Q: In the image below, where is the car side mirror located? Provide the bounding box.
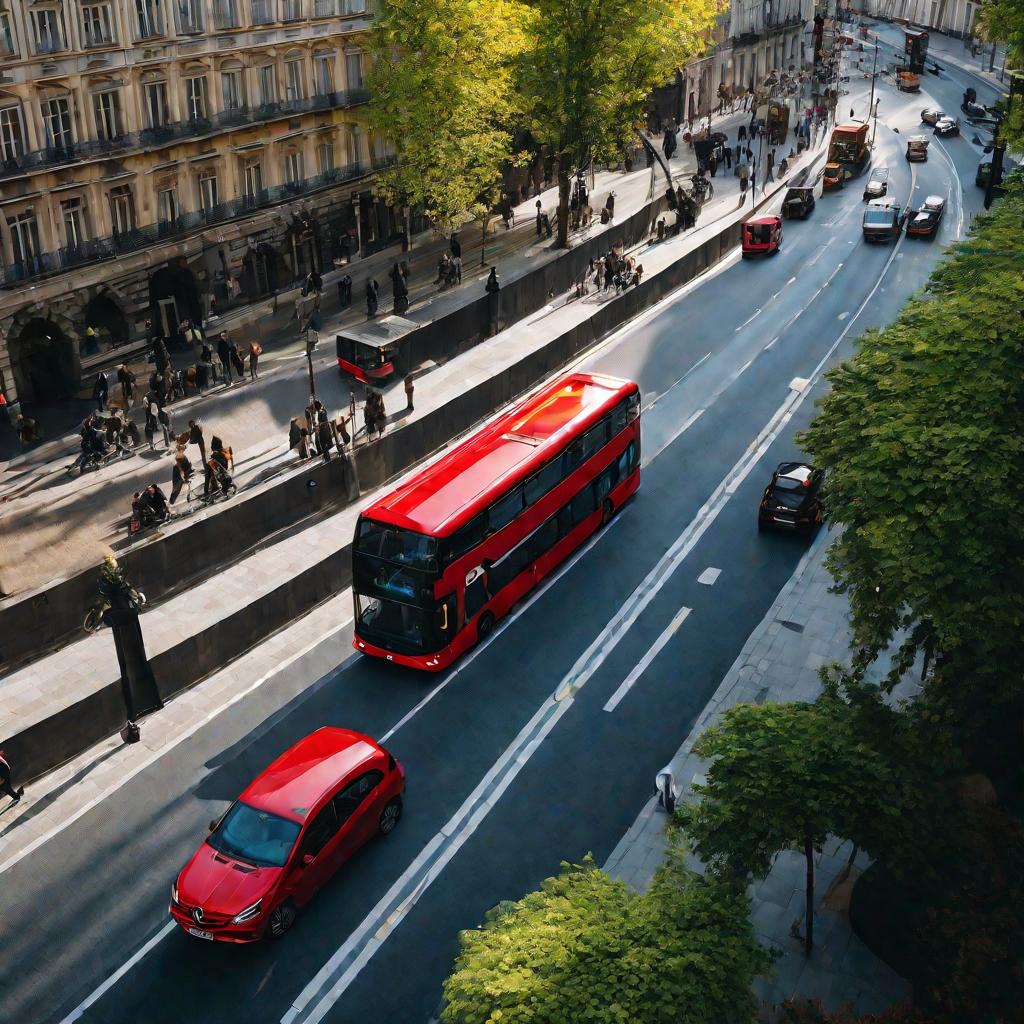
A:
[208,820,218,833]
[302,853,315,867]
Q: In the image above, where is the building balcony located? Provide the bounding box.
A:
[0,90,371,180]
[0,158,392,288]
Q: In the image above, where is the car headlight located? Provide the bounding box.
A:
[232,899,263,924]
[171,883,179,905]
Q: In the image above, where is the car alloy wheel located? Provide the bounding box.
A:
[269,900,296,939]
[379,797,402,836]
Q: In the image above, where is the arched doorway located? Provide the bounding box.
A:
[241,241,287,298]
[10,318,79,402]
[149,259,202,339]
[82,291,129,354]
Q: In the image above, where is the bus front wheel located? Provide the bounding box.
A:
[477,612,495,643]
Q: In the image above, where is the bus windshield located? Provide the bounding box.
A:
[354,593,436,652]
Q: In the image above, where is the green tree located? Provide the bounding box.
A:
[441,852,770,1024]
[518,0,719,247]
[676,697,895,957]
[976,2,1024,150]
[798,178,1024,751]
[365,0,530,234]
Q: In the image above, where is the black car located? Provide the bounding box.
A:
[782,186,816,219]
[758,462,825,532]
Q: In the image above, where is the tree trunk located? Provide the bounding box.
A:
[804,832,815,957]
[556,152,571,248]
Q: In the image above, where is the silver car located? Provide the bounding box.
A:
[920,108,945,125]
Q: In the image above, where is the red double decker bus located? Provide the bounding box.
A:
[352,372,641,670]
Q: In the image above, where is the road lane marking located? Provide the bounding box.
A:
[642,352,711,413]
[0,614,354,878]
[765,336,779,350]
[736,308,762,331]
[603,607,692,713]
[59,922,176,1023]
[697,567,721,585]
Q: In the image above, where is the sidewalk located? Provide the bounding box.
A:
[0,119,830,812]
[0,105,779,597]
[603,529,913,1018]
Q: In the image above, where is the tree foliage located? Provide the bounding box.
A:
[518,0,721,246]
[441,852,770,1024]
[365,0,531,231]
[798,177,1024,748]
[976,1,1024,151]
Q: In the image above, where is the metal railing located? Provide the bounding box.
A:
[0,90,369,179]
[0,158,395,288]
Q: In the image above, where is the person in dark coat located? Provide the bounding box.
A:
[391,262,409,315]
[93,372,108,411]
[169,449,193,504]
[231,342,245,379]
[117,364,136,408]
[366,278,379,318]
[485,267,501,335]
[337,274,353,308]
[216,332,234,384]
[449,235,462,260]
[723,143,732,170]
[0,749,24,803]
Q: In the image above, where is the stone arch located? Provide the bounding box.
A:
[149,259,202,339]
[82,289,129,352]
[8,310,81,403]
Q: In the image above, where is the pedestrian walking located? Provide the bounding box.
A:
[0,748,24,804]
[541,212,552,238]
[217,332,234,385]
[708,152,718,178]
[144,395,160,451]
[485,267,501,335]
[765,148,775,184]
[404,372,415,412]
[449,234,462,260]
[333,413,351,453]
[603,254,615,291]
[289,417,311,460]
[724,143,732,170]
[158,404,173,450]
[187,418,207,467]
[93,371,109,411]
[366,278,379,318]
[16,413,41,448]
[117,364,136,408]
[245,340,260,380]
[535,199,543,237]
[606,191,616,221]
[169,449,193,504]
[337,274,353,308]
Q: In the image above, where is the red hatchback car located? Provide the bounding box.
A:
[170,728,405,942]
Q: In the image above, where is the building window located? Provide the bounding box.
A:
[81,3,115,46]
[0,10,17,55]
[342,0,364,12]
[347,123,361,165]
[43,96,74,151]
[0,104,25,162]
[198,170,218,211]
[221,69,244,110]
[60,197,88,249]
[93,89,123,140]
[109,185,135,235]
[281,0,301,20]
[313,0,333,15]
[157,186,178,224]
[135,0,162,37]
[213,0,239,29]
[314,54,334,95]
[185,75,207,119]
[144,81,168,128]
[345,51,363,90]
[250,0,273,24]
[285,59,304,102]
[316,139,334,173]
[7,210,42,270]
[284,150,303,183]
[243,159,262,198]
[31,8,65,53]
[174,0,201,32]
[257,64,276,105]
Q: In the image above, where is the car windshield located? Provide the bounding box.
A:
[356,519,437,571]
[208,802,300,868]
[864,209,894,225]
[774,475,808,491]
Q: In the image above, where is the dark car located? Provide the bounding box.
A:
[906,195,945,238]
[782,186,816,219]
[758,462,824,533]
[961,100,1002,125]
[934,117,960,137]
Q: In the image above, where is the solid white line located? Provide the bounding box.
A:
[643,351,711,413]
[765,336,779,350]
[59,922,176,1023]
[736,308,762,331]
[738,358,754,376]
[603,607,691,712]
[0,615,354,878]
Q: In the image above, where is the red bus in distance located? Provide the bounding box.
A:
[352,372,641,670]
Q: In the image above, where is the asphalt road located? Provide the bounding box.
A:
[0,40,994,1024]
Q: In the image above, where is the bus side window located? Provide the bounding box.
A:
[525,460,561,505]
[581,420,608,459]
[557,503,574,539]
[626,392,640,422]
[571,487,593,524]
[528,517,559,563]
[611,401,627,435]
[465,574,489,620]
[450,513,488,561]
[563,438,585,475]
[594,466,615,505]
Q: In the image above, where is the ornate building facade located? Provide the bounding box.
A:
[0,0,397,409]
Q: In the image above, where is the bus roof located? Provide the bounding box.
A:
[361,372,637,537]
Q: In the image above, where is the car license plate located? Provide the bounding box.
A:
[188,927,214,941]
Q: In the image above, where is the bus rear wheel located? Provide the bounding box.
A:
[477,612,495,643]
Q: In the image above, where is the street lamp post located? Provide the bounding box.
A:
[871,97,880,150]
